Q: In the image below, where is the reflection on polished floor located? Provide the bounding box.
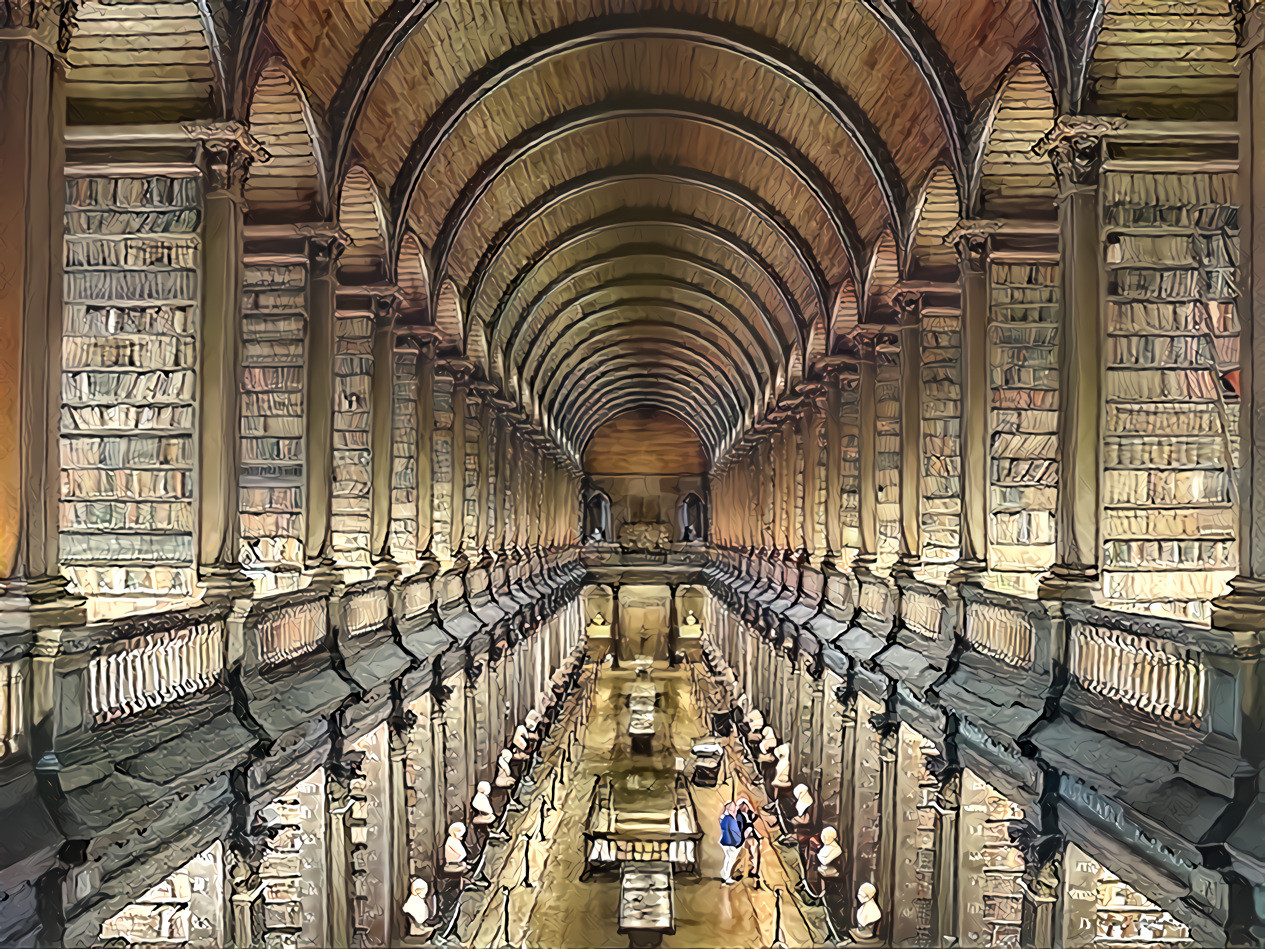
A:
[460,662,828,949]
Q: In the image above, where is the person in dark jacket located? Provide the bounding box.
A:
[719,801,742,883]
[735,798,763,888]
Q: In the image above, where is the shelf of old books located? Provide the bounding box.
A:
[239,258,308,584]
[920,305,962,577]
[911,731,941,945]
[962,769,1026,948]
[840,382,861,565]
[97,845,223,947]
[1101,170,1239,624]
[332,308,375,566]
[875,356,901,572]
[390,340,420,560]
[61,171,202,597]
[1093,869,1192,947]
[987,259,1061,594]
[260,769,327,949]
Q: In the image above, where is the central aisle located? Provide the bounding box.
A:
[464,662,830,948]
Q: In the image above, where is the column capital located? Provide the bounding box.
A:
[894,289,921,325]
[183,120,270,194]
[1036,115,1124,192]
[947,220,1002,272]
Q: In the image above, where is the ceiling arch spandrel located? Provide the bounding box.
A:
[468,176,829,334]
[482,224,802,360]
[268,0,390,112]
[912,0,1046,106]
[427,116,834,315]
[393,40,885,249]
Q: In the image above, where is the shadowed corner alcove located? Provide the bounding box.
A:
[581,409,708,546]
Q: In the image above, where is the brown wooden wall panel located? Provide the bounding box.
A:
[583,410,707,475]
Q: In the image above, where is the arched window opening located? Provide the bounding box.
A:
[680,493,706,543]
[582,490,612,543]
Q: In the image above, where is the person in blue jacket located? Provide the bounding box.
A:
[719,800,742,884]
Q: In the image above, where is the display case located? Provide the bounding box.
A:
[840,382,861,562]
[1100,170,1239,624]
[390,340,419,560]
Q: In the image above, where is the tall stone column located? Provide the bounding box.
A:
[305,232,344,571]
[191,125,265,597]
[1038,117,1117,601]
[895,292,923,575]
[951,225,995,579]
[856,351,879,569]
[326,761,355,949]
[370,293,400,565]
[610,582,622,670]
[386,722,410,945]
[1218,4,1265,631]
[667,583,680,667]
[0,29,82,632]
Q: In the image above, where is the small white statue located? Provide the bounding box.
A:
[525,709,542,734]
[794,784,813,818]
[495,748,515,787]
[773,743,791,787]
[471,781,495,824]
[759,726,778,761]
[818,826,842,871]
[851,882,882,941]
[747,709,765,733]
[512,723,531,755]
[683,610,699,626]
[402,878,433,933]
[443,822,469,869]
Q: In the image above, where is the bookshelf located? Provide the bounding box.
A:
[98,845,222,948]
[1101,171,1239,624]
[332,309,375,566]
[61,171,201,597]
[391,341,419,561]
[987,260,1060,585]
[913,738,940,945]
[876,359,901,571]
[239,259,307,580]
[841,384,861,560]
[921,307,962,575]
[261,772,326,949]
[1094,869,1191,947]
[980,786,1025,948]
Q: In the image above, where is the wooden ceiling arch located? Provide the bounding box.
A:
[468,173,823,339]
[482,220,803,365]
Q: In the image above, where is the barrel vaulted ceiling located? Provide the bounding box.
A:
[49,0,1244,467]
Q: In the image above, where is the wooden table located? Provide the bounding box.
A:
[618,861,675,948]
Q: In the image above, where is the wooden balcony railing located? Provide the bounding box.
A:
[1069,621,1205,726]
[901,590,945,640]
[256,597,327,666]
[87,619,225,725]
[964,603,1034,669]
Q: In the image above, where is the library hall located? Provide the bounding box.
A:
[3,1,1265,947]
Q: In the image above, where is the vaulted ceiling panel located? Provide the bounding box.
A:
[913,0,1045,106]
[256,0,1058,463]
